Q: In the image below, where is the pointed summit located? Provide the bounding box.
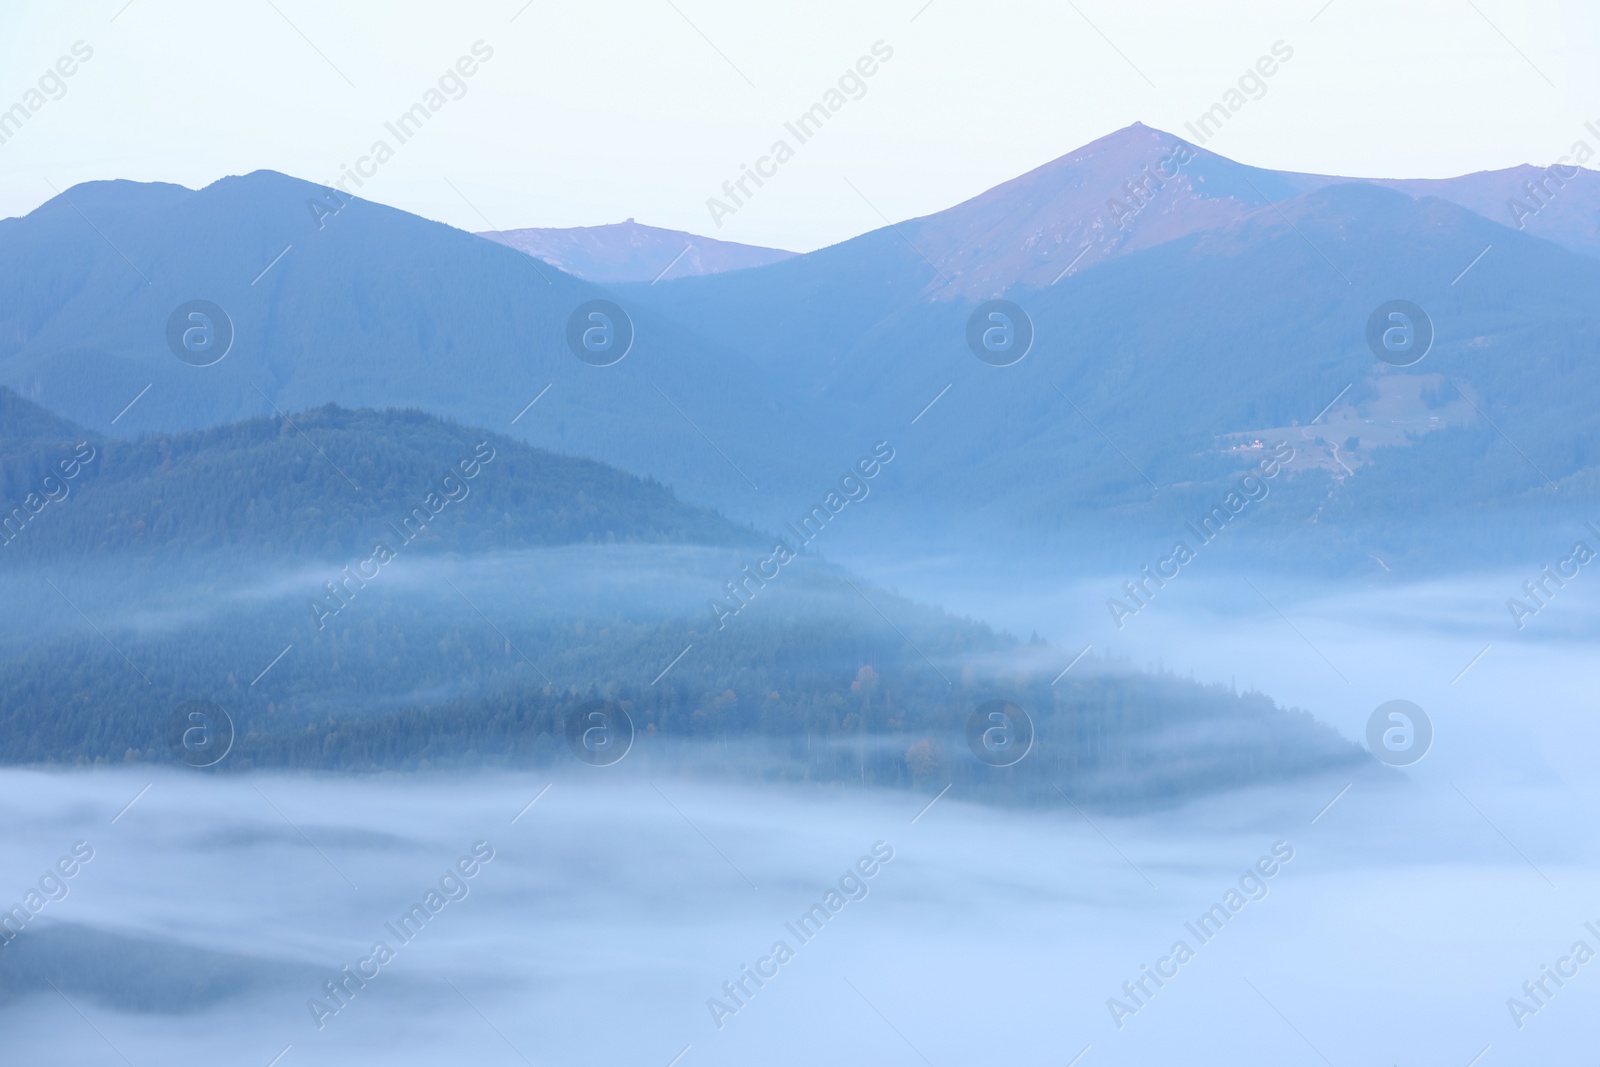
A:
[893,122,1320,297]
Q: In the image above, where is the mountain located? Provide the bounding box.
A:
[0,535,1369,805]
[616,124,1325,388]
[860,121,1321,298]
[0,391,755,560]
[0,394,1367,803]
[1368,165,1600,260]
[476,219,795,283]
[6,135,1600,569]
[0,174,1388,803]
[622,123,1600,327]
[618,129,1600,566]
[0,562,1372,804]
[0,171,832,524]
[0,386,97,442]
[853,122,1600,296]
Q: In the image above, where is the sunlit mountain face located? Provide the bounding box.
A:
[2,9,1597,1060]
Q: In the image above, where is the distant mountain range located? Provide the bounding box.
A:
[482,123,1600,292]
[883,122,1600,294]
[476,219,795,283]
[623,124,1600,565]
[4,127,1599,569]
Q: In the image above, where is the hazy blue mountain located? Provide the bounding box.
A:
[0,171,834,524]
[625,137,1600,568]
[0,170,1388,805]
[1346,166,1600,260]
[0,538,1369,805]
[0,387,96,442]
[0,391,756,561]
[6,137,1600,569]
[477,218,795,283]
[0,398,1368,806]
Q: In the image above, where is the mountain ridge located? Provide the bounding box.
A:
[0,390,757,560]
[0,169,832,524]
[6,134,1600,564]
[476,219,796,283]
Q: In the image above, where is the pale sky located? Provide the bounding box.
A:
[1,0,1597,252]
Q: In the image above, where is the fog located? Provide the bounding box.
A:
[5,545,1598,1061]
[2,757,1595,1065]
[831,544,1600,784]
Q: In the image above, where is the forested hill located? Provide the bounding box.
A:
[0,388,96,442]
[0,391,756,559]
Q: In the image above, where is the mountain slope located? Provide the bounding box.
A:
[628,167,1600,566]
[618,123,1322,384]
[1369,165,1600,259]
[883,122,1600,293]
[7,138,1600,565]
[0,536,1369,806]
[630,123,1600,363]
[0,171,833,523]
[0,385,97,443]
[0,392,756,560]
[477,219,795,282]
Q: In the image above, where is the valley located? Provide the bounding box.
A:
[2,65,1597,1061]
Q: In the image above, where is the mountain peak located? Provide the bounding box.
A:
[895,122,1304,297]
[477,220,795,283]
